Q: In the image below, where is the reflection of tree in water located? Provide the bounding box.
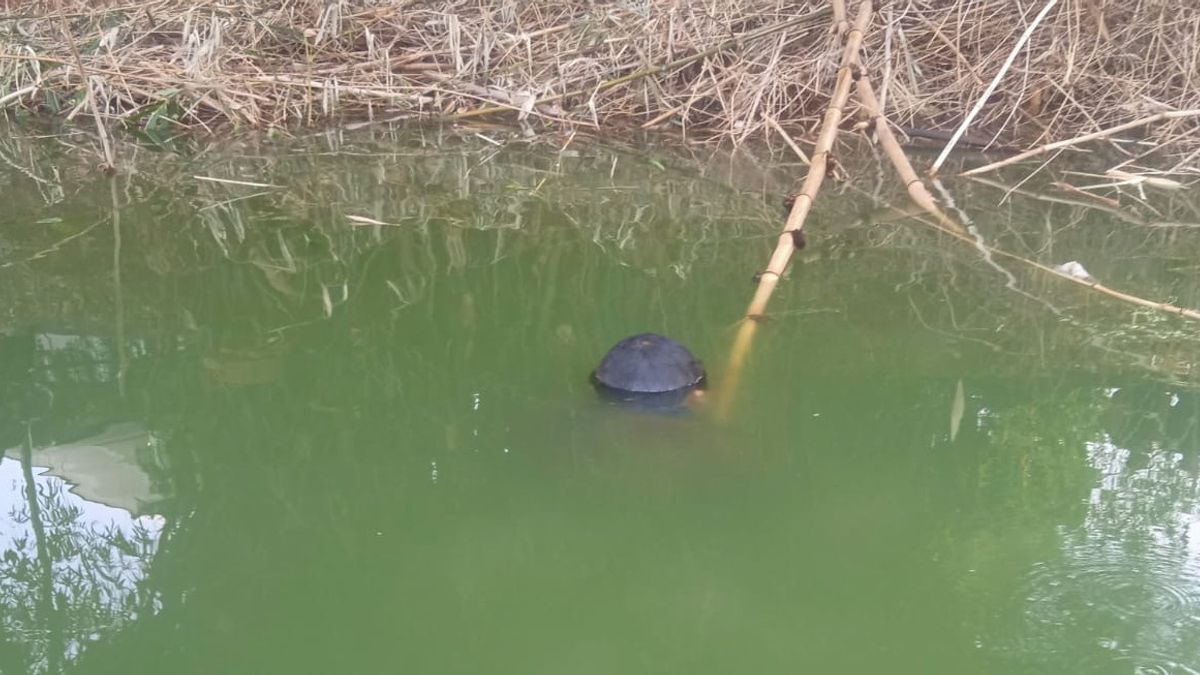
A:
[0,327,167,675]
[1086,387,1199,554]
[0,460,163,675]
[987,386,1200,673]
[928,378,1200,672]
[1,127,1199,672]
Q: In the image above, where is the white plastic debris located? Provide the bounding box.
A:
[1054,261,1097,284]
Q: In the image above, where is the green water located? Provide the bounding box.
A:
[1,125,1199,674]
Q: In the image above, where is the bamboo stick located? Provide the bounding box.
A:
[852,70,1200,321]
[855,74,965,234]
[960,109,1200,176]
[766,116,811,165]
[929,0,1060,175]
[831,0,849,36]
[717,0,873,421]
[953,218,1200,319]
[858,186,1200,321]
[967,176,1200,228]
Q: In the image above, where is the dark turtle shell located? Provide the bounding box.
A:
[592,333,706,394]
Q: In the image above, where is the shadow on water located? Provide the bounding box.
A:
[0,124,1198,673]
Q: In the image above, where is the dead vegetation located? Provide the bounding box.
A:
[0,0,1198,172]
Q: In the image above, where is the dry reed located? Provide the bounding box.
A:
[717,0,872,421]
[0,1,1197,171]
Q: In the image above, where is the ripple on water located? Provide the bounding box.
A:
[1117,652,1200,675]
[1015,537,1200,673]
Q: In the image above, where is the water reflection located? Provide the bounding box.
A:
[0,322,167,674]
[0,455,163,673]
[1014,448,1200,672]
[0,125,1197,672]
[5,423,167,515]
[973,386,1200,674]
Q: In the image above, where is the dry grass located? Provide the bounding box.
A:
[0,0,1199,170]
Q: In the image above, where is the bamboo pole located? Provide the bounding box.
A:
[851,54,1200,321]
[717,0,873,421]
[830,0,849,35]
[960,109,1200,177]
[717,0,1198,424]
[855,74,965,234]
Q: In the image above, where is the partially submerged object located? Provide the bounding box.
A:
[592,333,706,410]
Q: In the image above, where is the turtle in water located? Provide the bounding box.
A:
[591,333,707,412]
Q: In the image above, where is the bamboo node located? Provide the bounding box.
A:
[790,192,815,208]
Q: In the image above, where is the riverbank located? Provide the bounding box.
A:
[1,1,1198,169]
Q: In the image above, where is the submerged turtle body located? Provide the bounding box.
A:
[593,333,706,400]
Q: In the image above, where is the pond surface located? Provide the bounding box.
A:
[1,124,1199,674]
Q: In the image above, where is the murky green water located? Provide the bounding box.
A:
[1,125,1199,674]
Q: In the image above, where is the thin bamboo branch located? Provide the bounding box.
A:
[718,0,873,421]
[861,185,1200,321]
[766,116,810,165]
[929,0,1060,175]
[856,73,965,234]
[748,4,872,317]
[967,176,1153,226]
[960,109,1200,176]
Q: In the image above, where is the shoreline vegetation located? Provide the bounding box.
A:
[0,0,1197,172]
[1,0,1199,363]
[714,0,1198,414]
